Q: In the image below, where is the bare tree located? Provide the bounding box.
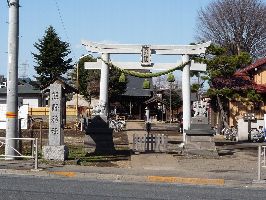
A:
[197,0,266,58]
[153,76,168,90]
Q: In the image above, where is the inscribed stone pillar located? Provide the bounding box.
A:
[43,82,68,161]
[49,83,63,145]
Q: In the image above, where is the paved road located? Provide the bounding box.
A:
[0,175,265,200]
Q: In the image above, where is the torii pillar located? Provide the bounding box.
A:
[182,55,190,142]
[99,53,110,116]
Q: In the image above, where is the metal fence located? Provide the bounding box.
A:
[0,137,38,170]
[133,134,168,153]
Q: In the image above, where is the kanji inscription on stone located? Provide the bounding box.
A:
[49,83,63,145]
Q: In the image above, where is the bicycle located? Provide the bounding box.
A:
[109,119,126,132]
[249,128,265,143]
[221,126,238,141]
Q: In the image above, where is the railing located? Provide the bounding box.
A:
[133,134,168,153]
[257,145,266,181]
[0,137,38,170]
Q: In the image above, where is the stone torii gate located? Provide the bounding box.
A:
[82,40,211,142]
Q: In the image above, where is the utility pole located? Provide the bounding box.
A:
[5,0,19,159]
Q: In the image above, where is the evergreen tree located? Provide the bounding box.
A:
[32,26,73,86]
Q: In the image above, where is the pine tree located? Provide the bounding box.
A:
[32,26,73,86]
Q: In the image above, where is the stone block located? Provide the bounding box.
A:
[43,145,68,161]
[191,116,208,124]
[184,125,218,158]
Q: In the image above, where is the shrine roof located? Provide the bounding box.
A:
[144,96,168,106]
[122,76,152,97]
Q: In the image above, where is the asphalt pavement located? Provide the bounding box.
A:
[0,174,266,200]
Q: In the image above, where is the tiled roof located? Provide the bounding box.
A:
[235,57,266,76]
[123,75,152,97]
[0,82,42,94]
[144,96,168,106]
[215,57,266,94]
[254,84,266,93]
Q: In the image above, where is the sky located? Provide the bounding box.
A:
[0,0,214,79]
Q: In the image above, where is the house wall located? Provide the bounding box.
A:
[228,65,266,127]
[0,94,44,108]
[229,100,266,127]
[23,97,42,108]
[254,66,266,84]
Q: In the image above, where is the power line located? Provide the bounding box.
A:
[19,61,29,79]
[53,0,76,61]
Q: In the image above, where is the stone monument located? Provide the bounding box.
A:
[191,100,208,124]
[43,82,68,161]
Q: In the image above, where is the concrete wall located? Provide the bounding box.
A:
[237,118,265,141]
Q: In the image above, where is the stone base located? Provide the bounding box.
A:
[84,115,115,154]
[84,129,115,154]
[43,145,68,161]
[185,135,218,158]
[191,116,209,124]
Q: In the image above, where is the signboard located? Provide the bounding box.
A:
[0,104,28,129]
[243,113,256,121]
[141,45,151,66]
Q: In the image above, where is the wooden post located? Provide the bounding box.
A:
[39,120,43,152]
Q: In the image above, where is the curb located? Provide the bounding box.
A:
[147,176,224,186]
[49,171,225,186]
[1,168,262,188]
